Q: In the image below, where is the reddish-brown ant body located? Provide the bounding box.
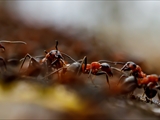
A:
[19,40,70,77]
[113,61,160,101]
[120,74,160,101]
[115,61,146,85]
[121,61,146,78]
[45,56,115,88]
[81,59,113,88]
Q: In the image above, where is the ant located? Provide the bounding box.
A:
[81,58,114,88]
[44,56,117,88]
[137,74,160,100]
[109,61,160,101]
[19,40,71,77]
[121,61,146,78]
[120,74,160,102]
[112,61,146,85]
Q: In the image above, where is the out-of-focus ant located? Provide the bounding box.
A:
[19,40,71,77]
[120,74,160,102]
[44,56,118,88]
[0,40,27,71]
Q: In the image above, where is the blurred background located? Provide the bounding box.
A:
[4,1,160,73]
[0,1,160,119]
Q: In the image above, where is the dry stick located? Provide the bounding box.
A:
[0,40,27,44]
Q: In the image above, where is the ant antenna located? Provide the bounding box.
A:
[98,60,125,65]
[55,40,58,56]
[55,40,58,51]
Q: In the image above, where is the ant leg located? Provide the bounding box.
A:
[117,74,126,85]
[154,85,160,90]
[61,52,76,62]
[89,74,99,88]
[141,89,145,98]
[19,54,32,72]
[95,71,110,88]
[98,60,125,65]
[0,44,5,51]
[51,59,58,66]
[110,67,127,85]
[77,56,87,76]
[88,68,92,78]
[42,67,63,80]
[0,57,6,71]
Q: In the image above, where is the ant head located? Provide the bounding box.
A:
[47,40,64,60]
[121,61,137,71]
[49,50,63,59]
[55,40,58,51]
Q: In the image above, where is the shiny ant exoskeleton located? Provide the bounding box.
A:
[111,61,160,101]
[19,40,71,77]
[120,74,160,102]
[44,56,116,88]
[112,61,146,85]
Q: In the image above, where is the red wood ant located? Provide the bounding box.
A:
[81,58,114,88]
[113,61,146,85]
[111,61,160,101]
[44,56,117,88]
[120,74,160,101]
[121,61,146,78]
[19,40,70,77]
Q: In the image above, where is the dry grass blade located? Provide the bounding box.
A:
[0,40,27,45]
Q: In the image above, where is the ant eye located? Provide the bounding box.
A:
[58,55,63,59]
[49,52,52,56]
[132,64,136,68]
[127,62,130,66]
